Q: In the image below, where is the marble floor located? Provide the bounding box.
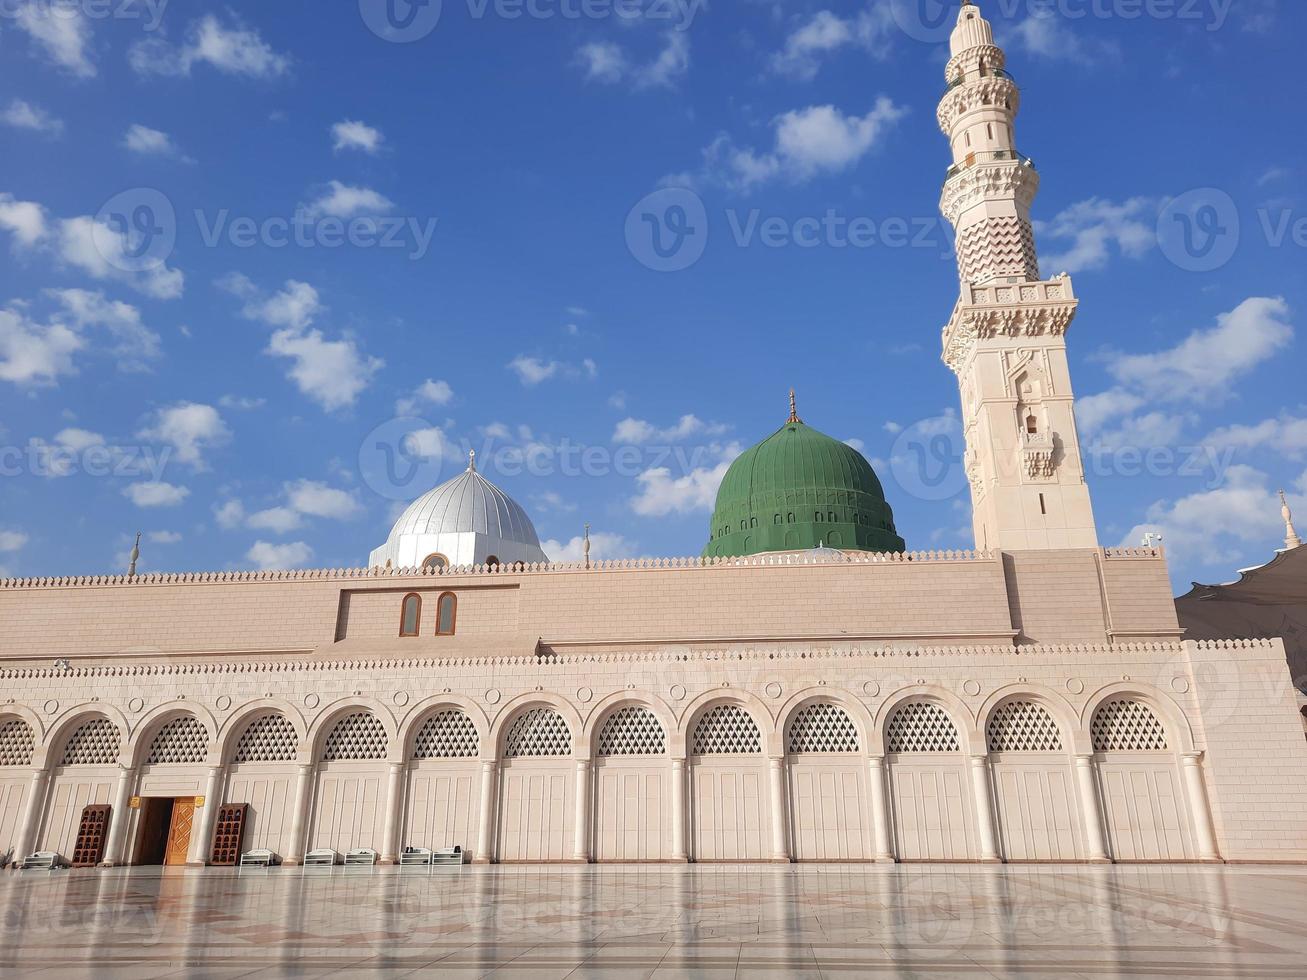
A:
[1,864,1305,978]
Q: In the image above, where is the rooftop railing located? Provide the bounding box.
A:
[946,148,1035,179]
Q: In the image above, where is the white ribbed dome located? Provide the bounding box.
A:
[368,454,551,569]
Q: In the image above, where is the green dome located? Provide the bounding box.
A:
[704,407,905,558]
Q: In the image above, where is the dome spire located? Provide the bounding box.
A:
[468,448,476,472]
[1281,490,1302,549]
[787,388,802,425]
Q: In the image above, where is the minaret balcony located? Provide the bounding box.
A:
[946,149,1034,180]
[943,68,1015,96]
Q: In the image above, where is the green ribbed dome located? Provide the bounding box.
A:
[704,402,905,558]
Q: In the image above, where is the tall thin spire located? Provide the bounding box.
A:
[583,522,591,570]
[128,531,141,577]
[787,388,802,425]
[468,448,476,472]
[1281,490,1301,549]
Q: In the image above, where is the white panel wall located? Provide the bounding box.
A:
[498,763,573,862]
[992,760,1082,861]
[309,764,386,854]
[890,761,975,860]
[38,769,115,856]
[691,762,769,861]
[137,768,204,797]
[0,775,29,860]
[593,763,669,862]
[224,765,298,856]
[405,763,480,853]
[1098,760,1194,861]
[789,761,871,861]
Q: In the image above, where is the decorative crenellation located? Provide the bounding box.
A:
[945,44,1005,83]
[936,75,1021,134]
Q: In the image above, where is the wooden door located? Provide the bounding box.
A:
[71,804,112,868]
[164,798,195,866]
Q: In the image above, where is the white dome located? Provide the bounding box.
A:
[369,455,551,569]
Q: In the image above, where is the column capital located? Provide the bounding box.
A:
[1180,751,1204,764]
[867,755,886,768]
[1073,752,1095,765]
[968,753,990,767]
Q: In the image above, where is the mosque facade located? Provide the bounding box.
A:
[2,3,1306,870]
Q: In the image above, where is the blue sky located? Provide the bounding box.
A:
[0,0,1302,591]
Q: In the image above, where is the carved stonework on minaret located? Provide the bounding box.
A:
[937,2,1098,552]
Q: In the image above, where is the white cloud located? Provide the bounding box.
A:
[0,193,49,247]
[532,490,577,514]
[1204,413,1307,462]
[214,500,246,529]
[630,445,742,517]
[507,356,560,385]
[0,307,82,385]
[1088,412,1192,451]
[53,428,103,452]
[0,530,28,552]
[613,414,728,444]
[332,119,384,154]
[882,421,903,434]
[247,506,302,533]
[242,279,322,331]
[47,288,161,370]
[541,531,637,563]
[396,378,454,415]
[304,181,393,220]
[218,394,265,411]
[770,7,893,80]
[1010,12,1119,64]
[845,438,866,452]
[55,215,185,300]
[13,1,95,77]
[122,124,185,159]
[138,402,230,469]
[1,99,63,134]
[403,427,448,460]
[147,530,182,545]
[673,99,906,192]
[268,327,382,411]
[123,481,191,508]
[1037,197,1156,273]
[246,540,314,570]
[130,14,290,79]
[1074,389,1145,436]
[576,31,689,90]
[285,480,360,519]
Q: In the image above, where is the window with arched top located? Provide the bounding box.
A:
[232,713,299,763]
[321,711,388,762]
[1091,699,1169,752]
[146,715,209,765]
[987,701,1063,753]
[597,706,667,756]
[504,707,572,758]
[436,592,457,635]
[692,704,762,755]
[0,718,35,767]
[422,553,448,572]
[413,709,479,759]
[886,702,960,753]
[400,593,421,637]
[788,702,860,754]
[61,717,121,766]
[1026,414,1038,434]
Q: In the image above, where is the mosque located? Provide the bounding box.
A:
[1,3,1305,870]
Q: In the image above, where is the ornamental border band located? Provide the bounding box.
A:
[2,3,1306,871]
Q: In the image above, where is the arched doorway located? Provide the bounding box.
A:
[497,706,574,862]
[986,699,1081,861]
[222,711,301,857]
[785,701,871,861]
[690,703,770,861]
[405,708,481,854]
[308,711,389,855]
[592,705,670,862]
[885,700,976,861]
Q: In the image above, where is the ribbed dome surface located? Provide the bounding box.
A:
[389,468,543,547]
[704,419,905,558]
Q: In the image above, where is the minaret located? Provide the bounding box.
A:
[937,1,1097,551]
[1281,491,1302,550]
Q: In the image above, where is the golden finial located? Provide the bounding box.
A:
[787,388,802,425]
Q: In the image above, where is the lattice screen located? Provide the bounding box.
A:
[322,712,389,761]
[0,719,34,766]
[61,717,121,766]
[146,715,210,765]
[692,704,762,755]
[233,713,299,763]
[885,702,960,753]
[413,709,480,759]
[987,701,1063,752]
[504,707,572,758]
[788,702,860,754]
[597,706,666,756]
[1091,699,1169,752]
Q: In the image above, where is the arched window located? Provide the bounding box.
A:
[400,593,421,637]
[1026,414,1038,434]
[788,702,860,754]
[987,701,1063,752]
[146,715,209,765]
[413,709,479,759]
[1091,699,1168,752]
[422,553,448,572]
[232,713,298,763]
[61,717,121,766]
[886,702,960,753]
[321,711,388,762]
[0,718,35,767]
[597,706,666,756]
[504,707,571,758]
[436,592,457,635]
[692,704,761,755]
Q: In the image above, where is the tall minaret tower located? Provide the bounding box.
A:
[937,1,1097,551]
